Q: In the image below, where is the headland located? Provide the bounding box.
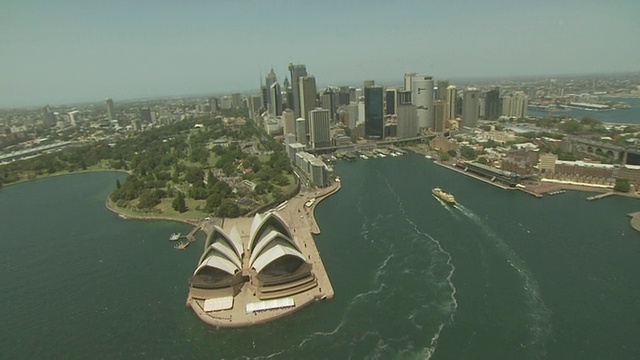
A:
[185,180,340,327]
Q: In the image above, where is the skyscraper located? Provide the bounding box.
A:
[435,80,450,101]
[363,80,375,88]
[445,85,457,121]
[502,91,529,118]
[105,98,115,121]
[364,86,384,139]
[433,100,446,132]
[269,82,283,116]
[485,87,501,120]
[42,105,56,127]
[385,89,397,115]
[404,72,417,91]
[140,107,152,124]
[320,88,336,120]
[396,103,418,139]
[309,108,331,149]
[412,75,434,130]
[295,118,307,144]
[397,90,411,105]
[462,88,480,128]
[265,68,277,107]
[282,109,295,135]
[230,93,242,109]
[288,63,307,119]
[299,76,317,133]
[338,86,350,106]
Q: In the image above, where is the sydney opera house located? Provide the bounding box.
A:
[188,211,318,317]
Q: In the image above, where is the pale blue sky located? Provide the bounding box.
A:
[1,0,639,108]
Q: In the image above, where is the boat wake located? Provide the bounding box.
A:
[379,176,458,360]
[454,203,551,358]
[433,195,459,218]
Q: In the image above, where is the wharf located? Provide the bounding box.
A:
[434,161,512,190]
[586,192,615,201]
[173,225,202,250]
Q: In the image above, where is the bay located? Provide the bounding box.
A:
[1,156,639,359]
[528,97,640,124]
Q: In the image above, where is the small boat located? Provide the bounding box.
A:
[174,242,188,250]
[169,233,181,241]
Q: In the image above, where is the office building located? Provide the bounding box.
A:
[364,86,384,139]
[282,109,295,135]
[397,90,411,105]
[269,82,283,116]
[435,80,449,101]
[265,68,277,107]
[299,76,317,134]
[462,88,480,128]
[347,102,358,129]
[404,72,417,91]
[385,89,397,115]
[248,95,262,119]
[412,75,434,130]
[309,108,331,149]
[433,100,446,132]
[502,91,529,118]
[338,86,350,106]
[485,87,501,120]
[363,80,375,88]
[396,103,418,139]
[230,93,242,109]
[320,88,336,120]
[296,118,307,145]
[288,63,307,118]
[140,107,152,124]
[445,85,457,121]
[105,98,115,121]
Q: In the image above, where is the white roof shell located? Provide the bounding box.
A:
[194,253,240,276]
[251,244,306,273]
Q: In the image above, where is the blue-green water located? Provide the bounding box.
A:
[1,158,640,359]
[529,97,640,124]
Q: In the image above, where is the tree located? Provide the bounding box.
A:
[460,146,477,160]
[614,179,631,193]
[172,192,187,213]
[216,199,241,218]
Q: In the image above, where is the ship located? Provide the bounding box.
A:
[432,187,456,205]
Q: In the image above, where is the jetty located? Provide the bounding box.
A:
[586,192,615,201]
[172,225,202,250]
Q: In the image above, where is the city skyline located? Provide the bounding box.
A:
[2,0,639,108]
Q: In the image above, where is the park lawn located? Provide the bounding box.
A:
[277,173,298,194]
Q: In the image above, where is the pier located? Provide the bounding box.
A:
[586,192,615,201]
[173,225,202,250]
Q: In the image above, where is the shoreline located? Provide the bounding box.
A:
[104,198,200,226]
[1,168,130,188]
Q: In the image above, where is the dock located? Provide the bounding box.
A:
[172,225,202,250]
[586,192,615,201]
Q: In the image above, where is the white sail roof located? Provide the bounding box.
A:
[249,230,298,266]
[211,242,242,269]
[228,226,244,256]
[194,253,239,276]
[251,243,306,274]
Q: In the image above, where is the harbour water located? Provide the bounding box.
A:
[1,158,640,359]
[528,97,640,124]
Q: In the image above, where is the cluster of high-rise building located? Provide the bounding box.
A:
[254,63,531,152]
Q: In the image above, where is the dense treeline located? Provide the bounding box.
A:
[1,112,295,218]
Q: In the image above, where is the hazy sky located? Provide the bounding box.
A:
[1,0,639,108]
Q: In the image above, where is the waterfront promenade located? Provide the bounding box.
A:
[186,180,340,327]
